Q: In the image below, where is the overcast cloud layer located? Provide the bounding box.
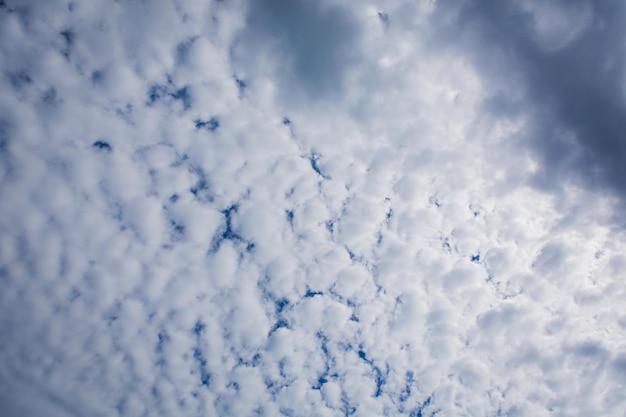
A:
[1,1,626,416]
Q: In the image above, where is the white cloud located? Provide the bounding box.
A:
[1,0,625,416]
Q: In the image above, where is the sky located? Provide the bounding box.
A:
[1,0,625,416]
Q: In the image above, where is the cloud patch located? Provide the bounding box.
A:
[234,0,363,104]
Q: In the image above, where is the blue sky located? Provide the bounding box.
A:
[1,1,626,416]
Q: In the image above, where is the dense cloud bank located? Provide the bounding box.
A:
[431,0,626,201]
[1,1,625,416]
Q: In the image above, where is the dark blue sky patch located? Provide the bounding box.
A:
[59,29,74,59]
[313,376,328,390]
[148,84,168,103]
[263,379,279,397]
[410,395,433,417]
[258,290,291,322]
[146,77,192,110]
[194,117,219,132]
[103,301,122,325]
[275,298,289,314]
[304,289,323,298]
[0,121,8,153]
[357,348,386,397]
[8,70,32,89]
[221,204,240,240]
[170,220,185,237]
[170,86,192,110]
[286,210,294,228]
[176,37,197,64]
[309,152,330,179]
[341,395,357,417]
[192,347,211,386]
[92,140,112,152]
[114,103,134,124]
[210,204,249,252]
[269,319,289,335]
[314,331,336,391]
[234,353,261,368]
[156,330,169,354]
[378,12,390,29]
[172,153,189,167]
[386,208,393,222]
[441,237,451,253]
[399,371,414,404]
[282,117,291,126]
[374,371,385,398]
[346,248,362,263]
[471,253,480,263]
[193,347,207,367]
[169,193,179,203]
[316,331,330,356]
[252,353,262,366]
[68,286,81,302]
[193,321,205,336]
[235,77,246,92]
[60,29,74,46]
[325,219,335,234]
[42,87,59,104]
[90,70,103,83]
[189,169,213,203]
[278,406,296,417]
[227,380,240,392]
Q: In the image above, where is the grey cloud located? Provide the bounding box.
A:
[234,0,362,103]
[0,385,76,417]
[433,0,626,202]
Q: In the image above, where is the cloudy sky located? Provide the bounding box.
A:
[1,0,626,416]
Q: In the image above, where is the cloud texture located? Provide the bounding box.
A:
[1,1,626,416]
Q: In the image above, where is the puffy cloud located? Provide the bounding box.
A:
[1,0,626,416]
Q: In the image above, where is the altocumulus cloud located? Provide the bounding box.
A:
[1,0,626,416]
